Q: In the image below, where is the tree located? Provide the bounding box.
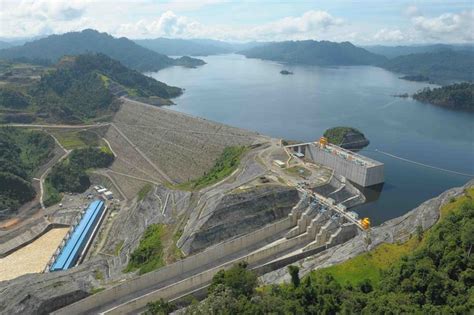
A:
[145,299,175,315]
[288,265,300,288]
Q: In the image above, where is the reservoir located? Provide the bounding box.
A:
[149,54,474,225]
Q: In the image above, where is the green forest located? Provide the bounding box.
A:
[413,83,473,111]
[147,188,474,314]
[0,128,54,215]
[0,29,204,72]
[44,146,114,206]
[240,40,386,66]
[323,127,365,146]
[380,50,474,84]
[0,54,182,123]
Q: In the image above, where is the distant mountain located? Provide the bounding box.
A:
[192,39,268,52]
[0,41,12,50]
[239,40,387,66]
[0,29,204,72]
[135,38,232,56]
[0,54,182,123]
[364,44,474,59]
[380,50,474,84]
[135,37,269,56]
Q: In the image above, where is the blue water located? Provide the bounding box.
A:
[149,54,474,225]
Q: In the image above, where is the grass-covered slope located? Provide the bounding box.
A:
[413,83,474,111]
[174,146,247,190]
[380,50,474,84]
[240,40,387,66]
[0,54,182,123]
[0,128,54,215]
[0,29,204,72]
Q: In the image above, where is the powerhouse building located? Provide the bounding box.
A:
[50,200,105,271]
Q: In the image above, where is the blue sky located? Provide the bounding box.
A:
[1,0,473,44]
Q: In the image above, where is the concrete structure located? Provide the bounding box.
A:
[293,152,304,158]
[49,200,105,271]
[287,142,384,187]
[103,191,113,200]
[53,192,363,315]
[273,160,285,168]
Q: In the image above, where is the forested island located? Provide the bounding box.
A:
[413,83,473,111]
[323,127,369,150]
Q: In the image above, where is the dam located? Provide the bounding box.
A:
[286,137,384,187]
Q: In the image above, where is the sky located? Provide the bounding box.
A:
[0,0,473,44]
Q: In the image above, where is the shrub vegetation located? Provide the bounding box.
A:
[125,224,166,274]
[176,146,247,190]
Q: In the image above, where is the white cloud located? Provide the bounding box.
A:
[162,0,227,12]
[0,0,92,37]
[250,10,343,40]
[116,10,344,41]
[373,28,406,42]
[404,5,420,17]
[411,10,474,41]
[0,1,472,44]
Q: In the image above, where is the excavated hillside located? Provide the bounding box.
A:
[183,185,300,254]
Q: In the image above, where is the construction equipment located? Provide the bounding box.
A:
[360,217,371,230]
[318,136,328,148]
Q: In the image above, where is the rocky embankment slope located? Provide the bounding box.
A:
[184,185,300,254]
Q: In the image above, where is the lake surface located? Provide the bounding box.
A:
[149,54,474,225]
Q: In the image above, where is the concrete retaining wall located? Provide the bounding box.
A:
[53,216,295,314]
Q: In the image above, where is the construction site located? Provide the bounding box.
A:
[0,98,385,314]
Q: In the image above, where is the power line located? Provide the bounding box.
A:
[373,149,474,177]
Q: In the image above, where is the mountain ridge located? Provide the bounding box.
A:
[0,29,204,72]
[239,40,387,66]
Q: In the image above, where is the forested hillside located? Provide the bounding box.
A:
[364,44,473,58]
[44,146,114,206]
[0,29,204,72]
[413,83,473,111]
[0,54,182,123]
[149,189,474,314]
[0,128,54,216]
[240,40,387,66]
[380,50,474,84]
